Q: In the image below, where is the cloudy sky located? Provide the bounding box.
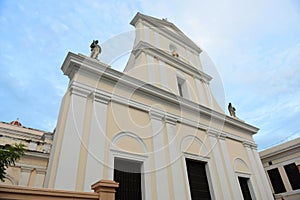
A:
[1,0,299,150]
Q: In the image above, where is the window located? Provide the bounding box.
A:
[177,77,188,98]
[178,82,184,97]
[114,158,142,200]
[267,168,286,194]
[284,163,300,190]
[186,159,211,200]
[238,177,252,200]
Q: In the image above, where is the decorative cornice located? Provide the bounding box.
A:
[61,53,259,136]
[149,110,165,120]
[132,41,211,83]
[259,140,300,160]
[206,129,222,138]
[130,12,202,53]
[0,127,45,141]
[90,91,111,104]
[24,150,50,159]
[15,162,48,171]
[242,141,257,149]
[69,81,91,98]
[164,115,177,125]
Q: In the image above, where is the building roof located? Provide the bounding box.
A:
[130,12,202,53]
[259,137,300,159]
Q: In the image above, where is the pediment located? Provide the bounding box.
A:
[130,12,201,53]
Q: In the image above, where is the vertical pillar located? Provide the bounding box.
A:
[218,135,242,200]
[34,170,46,187]
[243,142,265,199]
[147,55,156,83]
[54,87,89,190]
[159,60,169,91]
[165,115,186,200]
[250,145,276,199]
[19,167,31,186]
[149,111,170,200]
[195,79,209,106]
[83,92,110,191]
[278,166,293,192]
[207,131,231,199]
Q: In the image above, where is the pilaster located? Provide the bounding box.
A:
[83,92,110,191]
[34,170,46,187]
[19,167,31,186]
[149,111,170,200]
[165,115,186,200]
[218,135,242,200]
[206,131,231,199]
[54,85,89,190]
[249,144,274,199]
[243,141,265,199]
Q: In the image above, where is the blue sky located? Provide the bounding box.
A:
[1,0,299,150]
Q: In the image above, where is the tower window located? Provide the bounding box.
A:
[177,77,188,97]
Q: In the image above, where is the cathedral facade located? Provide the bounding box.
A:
[45,13,273,200]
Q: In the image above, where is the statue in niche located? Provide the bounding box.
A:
[172,50,179,58]
[228,102,236,117]
[90,40,101,59]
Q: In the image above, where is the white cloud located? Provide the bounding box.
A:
[1,0,299,148]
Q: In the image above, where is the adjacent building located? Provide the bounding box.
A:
[260,137,300,200]
[45,13,273,199]
[0,119,53,187]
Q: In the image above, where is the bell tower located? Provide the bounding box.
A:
[124,13,222,112]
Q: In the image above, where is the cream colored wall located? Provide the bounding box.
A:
[48,12,270,197]
[0,122,52,188]
[64,67,256,144]
[124,19,216,108]
[105,103,152,145]
[3,155,48,187]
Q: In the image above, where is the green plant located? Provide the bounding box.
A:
[0,143,25,182]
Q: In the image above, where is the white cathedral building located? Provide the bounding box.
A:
[45,13,273,200]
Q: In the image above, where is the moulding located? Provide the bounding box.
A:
[130,12,202,53]
[61,53,259,136]
[132,41,211,83]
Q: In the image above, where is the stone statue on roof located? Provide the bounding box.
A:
[228,102,236,117]
[90,40,101,60]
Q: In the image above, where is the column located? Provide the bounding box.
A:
[243,142,265,199]
[147,55,156,83]
[54,89,88,190]
[34,170,46,187]
[278,166,293,192]
[165,115,186,200]
[207,131,231,199]
[218,135,242,200]
[196,79,209,106]
[84,93,110,191]
[149,111,170,200]
[159,60,169,91]
[19,167,31,186]
[250,146,275,199]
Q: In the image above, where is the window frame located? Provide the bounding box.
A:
[235,172,256,200]
[267,168,287,194]
[177,76,189,98]
[108,149,150,200]
[182,153,216,200]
